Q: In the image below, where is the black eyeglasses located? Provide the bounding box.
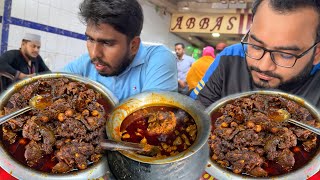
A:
[241,30,319,68]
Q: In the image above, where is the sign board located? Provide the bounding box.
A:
[170,13,252,34]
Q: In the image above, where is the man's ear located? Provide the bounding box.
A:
[313,44,320,65]
[129,36,141,56]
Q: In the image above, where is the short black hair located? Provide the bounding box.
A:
[252,0,320,42]
[175,43,185,49]
[79,0,144,41]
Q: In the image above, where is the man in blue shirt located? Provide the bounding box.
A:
[175,43,195,95]
[63,0,177,102]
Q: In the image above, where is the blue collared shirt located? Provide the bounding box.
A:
[177,54,195,82]
[62,43,178,102]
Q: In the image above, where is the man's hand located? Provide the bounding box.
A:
[178,80,187,88]
[18,73,35,80]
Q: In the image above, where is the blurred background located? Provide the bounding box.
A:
[0,0,253,70]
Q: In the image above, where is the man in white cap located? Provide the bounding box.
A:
[0,33,50,89]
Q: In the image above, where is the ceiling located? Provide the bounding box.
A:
[146,0,254,48]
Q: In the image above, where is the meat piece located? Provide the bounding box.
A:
[52,161,71,173]
[22,119,55,154]
[56,118,87,138]
[56,142,94,169]
[19,82,39,101]
[6,116,29,131]
[276,148,295,169]
[264,136,280,160]
[209,137,226,160]
[249,167,268,177]
[39,125,56,154]
[277,128,297,149]
[2,127,17,144]
[23,119,42,141]
[291,127,313,141]
[302,135,317,152]
[6,93,26,109]
[147,111,176,135]
[51,79,67,97]
[233,129,264,147]
[25,140,43,166]
[225,150,264,174]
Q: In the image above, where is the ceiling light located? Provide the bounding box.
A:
[182,2,190,10]
[229,0,236,4]
[211,33,220,38]
[220,0,227,4]
[238,0,246,3]
[182,6,190,10]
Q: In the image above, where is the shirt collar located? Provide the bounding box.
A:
[176,54,186,61]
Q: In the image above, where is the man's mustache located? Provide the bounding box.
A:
[249,66,282,80]
[90,58,109,67]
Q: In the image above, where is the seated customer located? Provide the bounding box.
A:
[63,0,177,101]
[190,0,320,109]
[0,33,50,90]
[186,46,215,92]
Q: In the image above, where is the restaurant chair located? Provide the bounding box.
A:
[0,72,15,93]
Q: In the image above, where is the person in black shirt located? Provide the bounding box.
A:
[0,33,50,90]
[190,0,320,109]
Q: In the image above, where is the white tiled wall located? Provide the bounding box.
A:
[5,0,187,71]
[140,1,189,50]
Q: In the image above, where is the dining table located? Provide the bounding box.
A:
[0,165,319,180]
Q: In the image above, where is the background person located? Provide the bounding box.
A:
[186,46,215,92]
[63,0,177,102]
[175,42,195,95]
[190,0,320,109]
[0,33,50,90]
[215,42,227,56]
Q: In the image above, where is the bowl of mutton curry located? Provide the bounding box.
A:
[205,90,320,180]
[0,73,118,180]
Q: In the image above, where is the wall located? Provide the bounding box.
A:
[0,0,5,50]
[1,0,187,71]
[139,0,189,50]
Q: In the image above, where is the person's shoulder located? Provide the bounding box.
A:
[143,44,172,54]
[188,55,196,62]
[142,44,175,61]
[1,49,20,56]
[219,43,245,57]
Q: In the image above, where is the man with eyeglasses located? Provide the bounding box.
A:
[190,0,320,109]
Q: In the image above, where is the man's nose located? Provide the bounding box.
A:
[256,51,277,72]
[91,42,103,58]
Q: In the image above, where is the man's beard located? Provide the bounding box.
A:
[25,51,37,60]
[247,54,315,91]
[90,51,133,77]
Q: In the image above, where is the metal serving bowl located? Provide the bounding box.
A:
[205,90,320,180]
[106,91,211,180]
[0,73,119,180]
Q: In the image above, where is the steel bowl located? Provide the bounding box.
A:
[106,91,211,180]
[0,73,119,180]
[205,90,320,180]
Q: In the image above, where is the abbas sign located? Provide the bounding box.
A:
[170,13,252,34]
